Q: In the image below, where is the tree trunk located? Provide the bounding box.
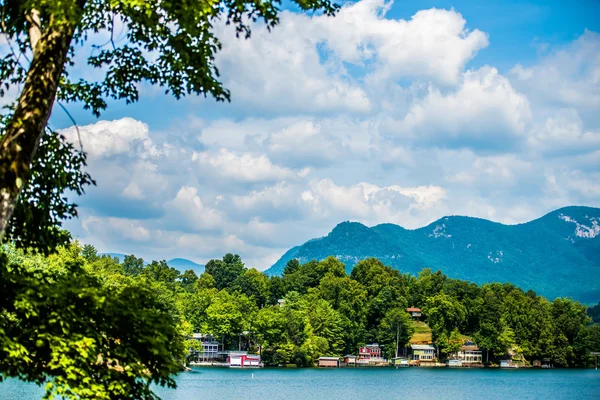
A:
[0,13,80,238]
[395,327,399,358]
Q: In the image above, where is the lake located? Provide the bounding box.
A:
[2,368,599,399]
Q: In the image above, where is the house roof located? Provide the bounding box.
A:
[460,345,481,351]
[406,307,421,312]
[411,344,435,350]
[319,357,340,361]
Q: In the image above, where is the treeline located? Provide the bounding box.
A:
[5,241,600,376]
[83,245,600,368]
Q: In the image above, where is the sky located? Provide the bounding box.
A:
[45,0,600,269]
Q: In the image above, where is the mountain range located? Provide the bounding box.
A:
[265,206,600,302]
[100,253,205,275]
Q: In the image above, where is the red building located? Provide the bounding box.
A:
[359,344,382,360]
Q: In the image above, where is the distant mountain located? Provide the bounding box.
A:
[99,254,205,275]
[166,258,205,275]
[266,206,600,302]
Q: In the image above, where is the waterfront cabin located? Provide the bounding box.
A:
[391,357,409,367]
[359,344,382,360]
[191,333,223,362]
[344,355,357,365]
[410,344,436,362]
[406,307,422,320]
[318,357,341,368]
[457,345,483,364]
[228,352,261,367]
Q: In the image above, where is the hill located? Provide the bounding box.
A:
[99,254,205,275]
[265,206,600,302]
[166,258,205,275]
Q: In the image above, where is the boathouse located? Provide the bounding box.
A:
[344,355,357,365]
[228,352,261,367]
[318,357,340,368]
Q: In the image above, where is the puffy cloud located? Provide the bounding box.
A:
[214,0,488,114]
[61,118,156,159]
[192,148,307,183]
[389,67,531,149]
[162,187,224,233]
[315,2,489,85]
[509,30,600,114]
[527,109,600,156]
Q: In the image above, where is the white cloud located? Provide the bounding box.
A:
[163,186,224,233]
[509,30,600,114]
[528,109,600,155]
[61,118,156,159]
[391,67,531,149]
[214,0,489,114]
[192,148,304,183]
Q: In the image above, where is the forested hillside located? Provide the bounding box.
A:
[267,206,600,302]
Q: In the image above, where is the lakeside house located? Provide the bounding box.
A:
[456,344,483,364]
[410,344,436,362]
[191,333,223,362]
[357,344,387,365]
[228,352,261,368]
[344,355,357,366]
[318,357,341,368]
[406,307,422,320]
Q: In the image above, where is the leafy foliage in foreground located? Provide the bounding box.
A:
[0,243,185,399]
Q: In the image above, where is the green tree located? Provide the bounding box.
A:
[378,306,413,358]
[81,244,99,262]
[142,260,181,284]
[205,253,247,290]
[423,293,467,343]
[0,248,184,399]
[180,269,199,292]
[122,254,144,276]
[232,268,270,308]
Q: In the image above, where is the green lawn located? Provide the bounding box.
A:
[409,321,432,344]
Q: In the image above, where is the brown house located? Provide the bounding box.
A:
[406,307,422,319]
[318,356,340,368]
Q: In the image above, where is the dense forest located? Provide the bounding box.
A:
[3,240,600,379]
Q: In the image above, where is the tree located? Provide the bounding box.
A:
[205,253,247,290]
[142,260,180,284]
[0,0,338,242]
[122,254,144,276]
[81,243,98,262]
[180,269,199,292]
[423,293,467,344]
[0,247,184,399]
[232,268,270,308]
[378,307,413,358]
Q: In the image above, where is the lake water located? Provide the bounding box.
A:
[2,367,599,399]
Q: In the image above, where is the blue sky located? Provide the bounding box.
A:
[45,0,600,269]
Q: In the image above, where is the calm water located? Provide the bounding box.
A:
[2,368,599,399]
